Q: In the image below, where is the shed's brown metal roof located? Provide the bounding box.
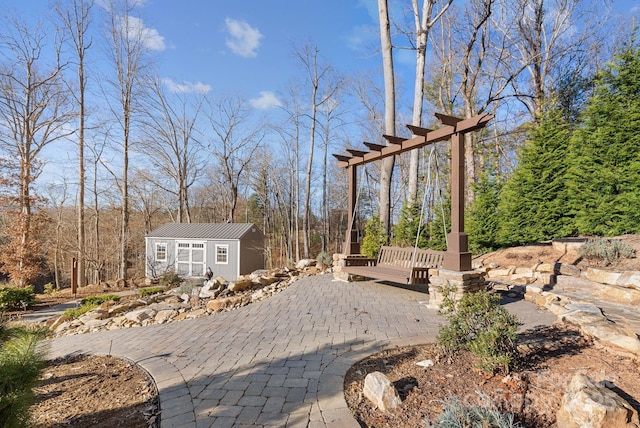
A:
[146,223,260,240]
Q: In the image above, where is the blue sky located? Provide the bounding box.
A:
[2,0,381,110]
[2,0,639,189]
[3,0,638,111]
[136,0,381,109]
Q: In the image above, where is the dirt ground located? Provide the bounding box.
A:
[344,324,640,427]
[30,354,159,428]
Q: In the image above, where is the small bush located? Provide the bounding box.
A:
[43,283,56,295]
[426,395,520,427]
[63,304,98,319]
[179,282,194,295]
[160,272,184,288]
[63,294,120,319]
[0,287,36,312]
[579,238,636,266]
[0,319,46,427]
[437,289,521,374]
[316,252,332,266]
[360,215,388,259]
[80,294,120,306]
[139,287,164,297]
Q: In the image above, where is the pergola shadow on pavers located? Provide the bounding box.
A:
[43,275,556,428]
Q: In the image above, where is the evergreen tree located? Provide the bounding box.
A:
[497,108,573,246]
[567,43,640,236]
[393,201,428,249]
[467,169,502,253]
[360,215,388,259]
[425,197,450,251]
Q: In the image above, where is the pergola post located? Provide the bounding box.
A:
[343,165,359,255]
[443,132,472,271]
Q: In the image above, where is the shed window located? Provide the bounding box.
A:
[216,245,229,264]
[155,243,167,262]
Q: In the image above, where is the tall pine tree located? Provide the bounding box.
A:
[567,43,640,236]
[468,168,503,253]
[497,108,573,246]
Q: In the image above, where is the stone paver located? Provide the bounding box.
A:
[43,274,556,427]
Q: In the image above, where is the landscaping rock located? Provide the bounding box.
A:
[296,259,316,269]
[154,309,178,323]
[556,373,639,428]
[584,268,623,286]
[228,279,253,292]
[561,303,607,325]
[125,309,156,324]
[363,371,401,412]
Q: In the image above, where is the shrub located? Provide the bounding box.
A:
[437,289,521,374]
[0,287,36,312]
[43,283,56,295]
[63,304,98,319]
[0,319,46,427]
[160,272,184,288]
[80,294,120,306]
[578,238,636,266]
[360,215,388,259]
[316,252,332,266]
[177,281,194,295]
[139,287,164,297]
[426,394,521,428]
[63,294,120,319]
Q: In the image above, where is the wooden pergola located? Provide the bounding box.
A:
[333,112,493,272]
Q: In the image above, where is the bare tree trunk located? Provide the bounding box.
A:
[56,0,93,288]
[378,0,396,236]
[408,0,453,203]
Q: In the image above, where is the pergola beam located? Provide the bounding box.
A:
[336,112,493,168]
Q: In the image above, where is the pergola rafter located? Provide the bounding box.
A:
[333,112,493,272]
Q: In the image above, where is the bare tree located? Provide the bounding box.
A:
[103,0,153,280]
[405,0,453,203]
[275,80,305,262]
[204,95,264,223]
[0,15,74,286]
[294,43,339,258]
[495,0,601,120]
[140,78,205,223]
[56,0,94,288]
[378,0,396,236]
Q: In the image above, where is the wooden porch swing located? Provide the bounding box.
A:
[333,112,493,285]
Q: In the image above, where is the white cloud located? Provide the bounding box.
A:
[116,15,166,51]
[162,78,212,94]
[224,18,263,58]
[250,91,282,110]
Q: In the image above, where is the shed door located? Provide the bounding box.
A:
[176,241,206,277]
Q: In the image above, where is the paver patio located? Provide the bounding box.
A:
[44,274,556,427]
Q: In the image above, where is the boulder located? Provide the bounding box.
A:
[78,308,109,322]
[556,373,639,428]
[154,309,178,323]
[580,322,640,356]
[186,309,207,319]
[296,259,316,269]
[363,371,401,412]
[228,279,253,292]
[124,309,156,324]
[557,263,581,277]
[207,296,243,311]
[561,303,607,325]
[584,268,623,286]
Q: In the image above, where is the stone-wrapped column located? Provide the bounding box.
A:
[427,269,486,310]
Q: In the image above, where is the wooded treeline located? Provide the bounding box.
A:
[0,0,636,289]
